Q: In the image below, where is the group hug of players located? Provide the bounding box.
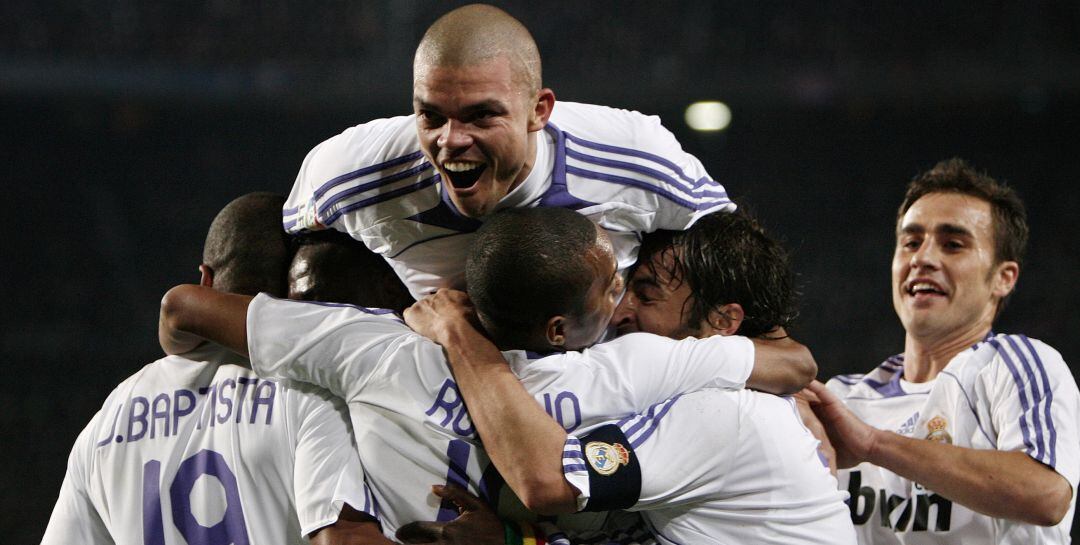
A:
[42,4,1078,545]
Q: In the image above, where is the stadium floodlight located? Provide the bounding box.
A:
[685,101,731,132]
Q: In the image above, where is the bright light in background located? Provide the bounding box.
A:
[685,101,731,132]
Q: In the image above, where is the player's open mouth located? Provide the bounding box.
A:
[905,280,947,300]
[442,161,487,190]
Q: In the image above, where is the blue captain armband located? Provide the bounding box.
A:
[576,424,641,511]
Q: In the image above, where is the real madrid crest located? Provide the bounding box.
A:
[925,415,952,444]
[585,441,631,475]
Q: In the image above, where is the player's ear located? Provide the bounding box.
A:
[705,303,744,337]
[527,88,556,131]
[199,264,214,288]
[991,260,1019,299]
[545,315,567,347]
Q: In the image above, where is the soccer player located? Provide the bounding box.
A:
[405,211,856,544]
[42,193,389,544]
[289,230,414,313]
[158,207,816,537]
[812,159,1079,543]
[283,3,734,303]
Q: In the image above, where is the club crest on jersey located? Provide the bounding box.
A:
[585,441,630,476]
[925,415,952,444]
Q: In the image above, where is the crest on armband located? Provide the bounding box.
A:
[585,441,631,476]
[925,415,952,444]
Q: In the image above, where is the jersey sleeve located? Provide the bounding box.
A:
[282,116,428,240]
[549,333,754,418]
[556,103,735,236]
[564,390,740,512]
[41,423,113,545]
[982,335,1080,488]
[289,382,379,537]
[246,294,411,402]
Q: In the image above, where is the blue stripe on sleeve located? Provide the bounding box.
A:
[563,131,706,189]
[312,150,425,200]
[317,162,433,217]
[323,175,439,226]
[566,166,730,211]
[990,338,1039,459]
[1004,335,1047,463]
[565,148,728,201]
[1020,335,1058,468]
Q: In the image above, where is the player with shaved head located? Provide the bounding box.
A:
[283,3,734,306]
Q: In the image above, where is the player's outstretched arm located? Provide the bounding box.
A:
[807,381,1072,526]
[159,284,253,356]
[405,290,579,515]
[309,504,397,545]
[745,328,817,395]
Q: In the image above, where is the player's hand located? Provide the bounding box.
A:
[404,289,482,346]
[805,380,879,469]
[793,388,837,475]
[395,485,504,544]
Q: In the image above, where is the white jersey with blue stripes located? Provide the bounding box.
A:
[41,344,374,545]
[561,389,856,545]
[244,294,755,539]
[283,101,734,299]
[827,333,1079,545]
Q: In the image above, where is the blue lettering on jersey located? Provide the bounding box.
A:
[106,379,279,448]
[425,379,476,438]
[847,470,952,532]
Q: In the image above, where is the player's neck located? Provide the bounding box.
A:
[902,323,992,382]
[509,132,539,193]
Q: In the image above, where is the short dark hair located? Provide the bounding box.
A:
[290,230,413,312]
[202,192,292,297]
[639,211,798,338]
[898,158,1029,268]
[466,207,598,348]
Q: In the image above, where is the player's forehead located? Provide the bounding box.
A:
[897,192,993,240]
[413,56,519,106]
[632,245,681,289]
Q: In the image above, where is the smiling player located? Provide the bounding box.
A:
[817,159,1079,544]
[283,4,733,301]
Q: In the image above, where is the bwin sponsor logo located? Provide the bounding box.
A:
[847,470,952,532]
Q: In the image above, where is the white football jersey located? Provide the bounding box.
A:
[282,101,734,299]
[827,333,1079,545]
[245,294,755,535]
[561,389,856,544]
[41,345,373,545]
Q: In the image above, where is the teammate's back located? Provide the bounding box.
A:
[42,193,379,544]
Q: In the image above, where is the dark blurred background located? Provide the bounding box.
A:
[4,1,1078,541]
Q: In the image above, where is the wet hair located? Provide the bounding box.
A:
[898,158,1029,268]
[415,4,542,92]
[638,210,798,338]
[289,230,413,312]
[466,207,598,348]
[202,192,292,297]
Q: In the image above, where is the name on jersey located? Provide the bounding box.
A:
[847,470,952,532]
[424,378,583,439]
[96,377,278,447]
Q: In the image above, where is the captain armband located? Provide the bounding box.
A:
[577,424,641,511]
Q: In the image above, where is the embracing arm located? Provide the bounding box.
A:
[405,291,578,515]
[808,381,1072,525]
[745,329,817,395]
[158,284,252,356]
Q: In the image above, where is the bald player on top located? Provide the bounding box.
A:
[284,3,733,315]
